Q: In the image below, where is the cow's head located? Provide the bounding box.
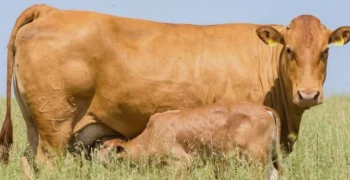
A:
[256,15,350,108]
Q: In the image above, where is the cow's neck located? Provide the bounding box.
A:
[272,74,305,153]
[265,45,306,153]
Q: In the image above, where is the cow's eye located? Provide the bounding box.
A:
[286,47,295,59]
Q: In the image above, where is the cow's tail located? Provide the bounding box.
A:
[265,107,284,178]
[0,4,55,164]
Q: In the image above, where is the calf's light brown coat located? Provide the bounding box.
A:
[100,102,282,173]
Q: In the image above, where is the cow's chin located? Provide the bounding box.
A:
[292,94,323,109]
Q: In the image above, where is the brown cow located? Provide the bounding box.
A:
[1,4,350,165]
[99,101,283,179]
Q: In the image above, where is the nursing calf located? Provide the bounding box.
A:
[100,101,283,176]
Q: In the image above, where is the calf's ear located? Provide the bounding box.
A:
[256,26,285,47]
[329,26,350,46]
[116,145,126,153]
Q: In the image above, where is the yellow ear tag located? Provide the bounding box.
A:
[334,37,344,46]
[267,38,278,47]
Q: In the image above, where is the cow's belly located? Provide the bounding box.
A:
[90,76,213,138]
[89,73,265,139]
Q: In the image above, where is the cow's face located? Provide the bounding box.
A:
[256,15,350,108]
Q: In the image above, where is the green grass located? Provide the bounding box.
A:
[0,95,349,180]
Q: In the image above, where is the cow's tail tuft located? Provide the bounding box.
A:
[0,4,55,164]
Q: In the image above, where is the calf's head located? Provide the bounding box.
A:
[98,139,127,165]
[256,15,350,108]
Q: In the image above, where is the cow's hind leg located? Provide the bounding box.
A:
[23,94,81,167]
[14,76,39,172]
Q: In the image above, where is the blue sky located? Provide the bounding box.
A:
[1,0,350,96]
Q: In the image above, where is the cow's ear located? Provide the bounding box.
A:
[256,26,285,47]
[329,26,350,46]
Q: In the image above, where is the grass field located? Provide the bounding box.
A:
[0,95,349,180]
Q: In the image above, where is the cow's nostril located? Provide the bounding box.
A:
[297,90,303,100]
[313,91,320,100]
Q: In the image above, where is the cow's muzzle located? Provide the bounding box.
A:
[294,88,321,107]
